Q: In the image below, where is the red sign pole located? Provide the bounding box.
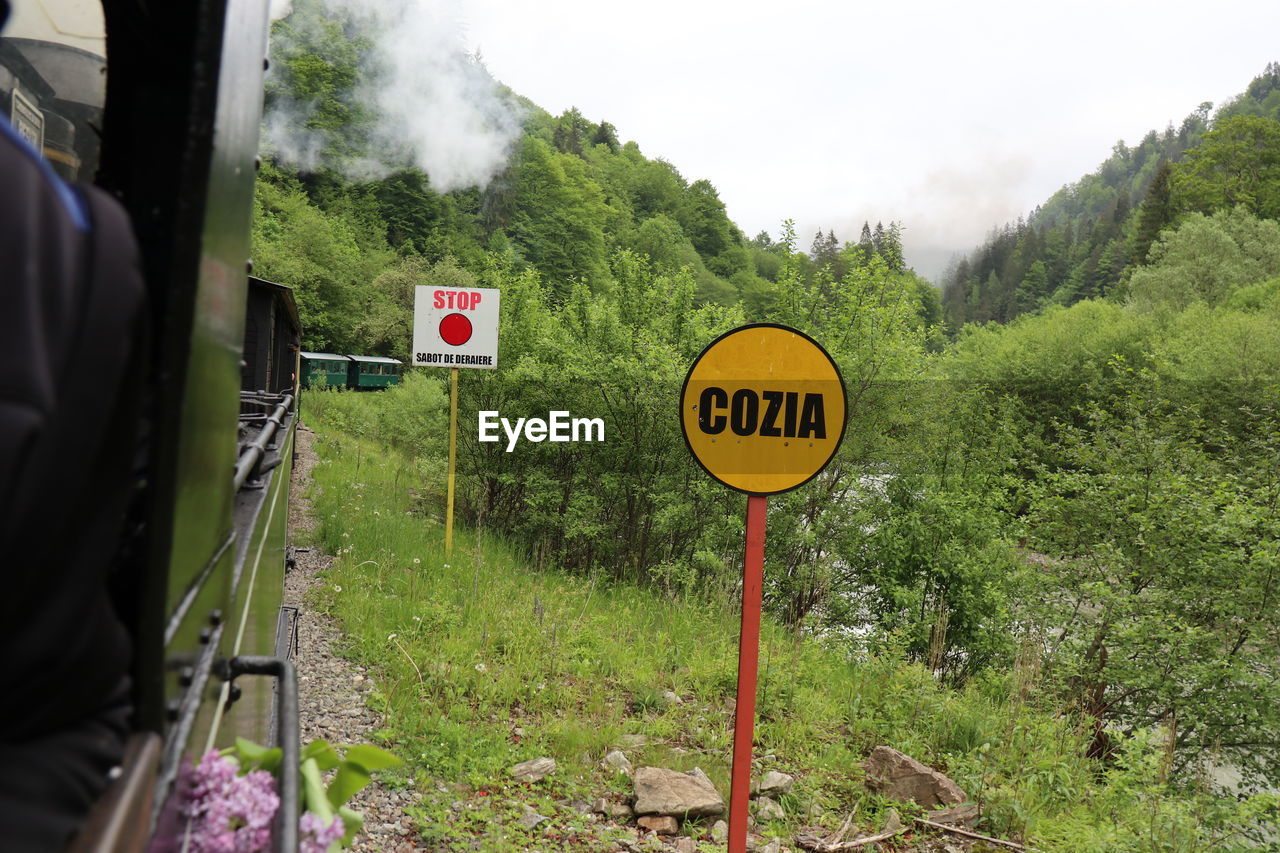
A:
[728,494,767,853]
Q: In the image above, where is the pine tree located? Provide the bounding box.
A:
[590,120,620,153]
[858,222,874,261]
[880,222,905,272]
[1132,161,1174,265]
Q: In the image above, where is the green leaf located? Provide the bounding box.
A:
[234,736,271,761]
[300,758,335,822]
[326,762,372,809]
[342,744,402,772]
[302,739,342,772]
[336,805,364,847]
[222,737,283,775]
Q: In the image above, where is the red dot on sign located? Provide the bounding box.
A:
[439,312,473,346]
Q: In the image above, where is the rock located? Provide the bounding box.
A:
[672,838,697,853]
[567,800,593,815]
[619,734,649,748]
[753,796,785,822]
[592,797,612,815]
[518,805,550,829]
[759,840,782,853]
[861,746,966,808]
[603,749,634,776]
[637,815,679,835]
[686,766,715,791]
[710,819,728,843]
[511,756,557,783]
[632,766,725,818]
[926,803,980,826]
[752,770,795,797]
[661,690,684,706]
[882,807,902,834]
[610,802,635,819]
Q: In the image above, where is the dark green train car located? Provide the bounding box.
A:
[346,355,403,390]
[300,352,351,389]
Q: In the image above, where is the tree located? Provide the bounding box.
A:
[810,229,842,280]
[1015,260,1049,314]
[508,137,610,297]
[880,222,905,272]
[1128,207,1280,310]
[628,158,685,218]
[859,222,874,259]
[590,120,620,153]
[1026,393,1280,783]
[252,165,395,352]
[263,0,376,170]
[1131,161,1174,265]
[371,169,443,252]
[676,179,737,261]
[1171,114,1280,219]
[551,107,592,157]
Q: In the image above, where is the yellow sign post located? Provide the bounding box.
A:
[681,324,846,495]
[680,323,846,853]
[445,366,458,555]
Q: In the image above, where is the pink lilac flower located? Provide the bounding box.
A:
[183,751,280,853]
[299,812,346,853]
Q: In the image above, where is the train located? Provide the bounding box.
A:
[300,352,405,391]
[2,0,304,850]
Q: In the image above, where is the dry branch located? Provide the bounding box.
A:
[913,816,1025,850]
[795,821,903,851]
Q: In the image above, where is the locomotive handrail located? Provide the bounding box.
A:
[234,393,294,491]
[227,655,299,853]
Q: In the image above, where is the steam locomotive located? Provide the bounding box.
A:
[2,0,302,849]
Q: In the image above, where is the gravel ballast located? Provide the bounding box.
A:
[287,423,420,852]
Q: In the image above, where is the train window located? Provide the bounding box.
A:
[1,0,107,182]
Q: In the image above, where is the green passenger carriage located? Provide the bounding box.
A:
[346,355,403,390]
[299,352,351,389]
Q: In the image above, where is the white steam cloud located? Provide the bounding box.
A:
[262,0,522,191]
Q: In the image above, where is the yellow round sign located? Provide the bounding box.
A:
[680,324,847,495]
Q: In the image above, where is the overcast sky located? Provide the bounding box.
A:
[459,0,1280,281]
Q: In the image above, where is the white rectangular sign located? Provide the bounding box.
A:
[412,286,500,369]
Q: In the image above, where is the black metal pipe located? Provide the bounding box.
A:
[228,655,298,853]
[234,393,293,490]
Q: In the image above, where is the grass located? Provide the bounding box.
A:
[298,393,1277,852]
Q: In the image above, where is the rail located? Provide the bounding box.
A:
[234,392,294,491]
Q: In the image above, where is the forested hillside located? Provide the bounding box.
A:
[254,3,1280,847]
[252,0,939,357]
[941,62,1280,326]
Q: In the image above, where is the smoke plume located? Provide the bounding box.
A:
[261,0,522,191]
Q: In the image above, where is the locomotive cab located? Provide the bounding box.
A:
[1,0,301,849]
